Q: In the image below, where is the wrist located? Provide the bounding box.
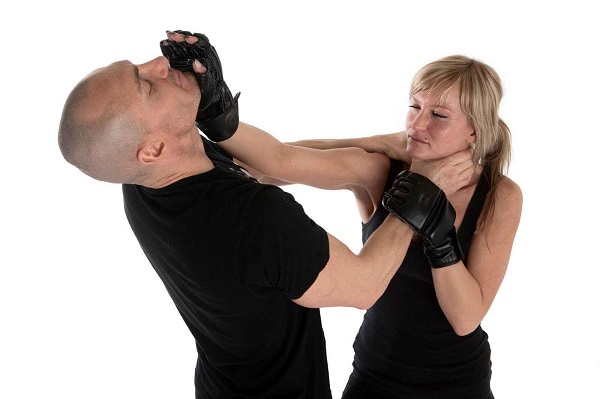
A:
[386,132,408,162]
[197,92,240,142]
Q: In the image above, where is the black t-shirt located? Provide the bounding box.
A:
[122,138,332,398]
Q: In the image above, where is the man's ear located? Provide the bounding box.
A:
[137,141,165,164]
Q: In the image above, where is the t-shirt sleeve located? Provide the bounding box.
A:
[240,187,330,300]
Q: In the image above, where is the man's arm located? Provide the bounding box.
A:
[292,169,460,310]
[294,217,411,309]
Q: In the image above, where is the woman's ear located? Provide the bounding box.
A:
[467,130,477,145]
[137,141,165,164]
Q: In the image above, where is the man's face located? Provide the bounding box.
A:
[134,56,200,135]
[90,57,201,137]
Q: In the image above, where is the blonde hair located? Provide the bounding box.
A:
[410,55,511,229]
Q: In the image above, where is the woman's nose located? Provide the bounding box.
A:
[410,111,428,131]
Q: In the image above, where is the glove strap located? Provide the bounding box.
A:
[197,92,240,142]
[423,228,465,268]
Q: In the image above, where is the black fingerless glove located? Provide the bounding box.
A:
[160,30,240,142]
[382,170,464,268]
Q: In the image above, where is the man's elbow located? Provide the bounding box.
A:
[354,298,374,311]
[450,319,480,337]
[293,287,378,310]
[352,287,383,310]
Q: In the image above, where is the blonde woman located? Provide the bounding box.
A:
[338,56,521,399]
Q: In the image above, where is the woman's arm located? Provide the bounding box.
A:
[219,122,390,221]
[432,177,523,336]
[289,132,410,163]
[234,159,292,186]
[234,131,410,186]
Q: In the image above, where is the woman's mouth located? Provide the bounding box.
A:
[408,134,428,144]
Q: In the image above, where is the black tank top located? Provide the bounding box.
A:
[354,160,493,398]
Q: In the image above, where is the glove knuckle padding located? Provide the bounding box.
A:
[383,171,456,244]
[160,30,239,142]
[383,171,464,268]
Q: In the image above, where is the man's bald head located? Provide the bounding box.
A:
[58,62,148,184]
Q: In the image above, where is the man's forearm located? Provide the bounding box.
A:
[354,216,412,308]
[295,216,412,310]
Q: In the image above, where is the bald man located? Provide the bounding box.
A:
[58,31,473,399]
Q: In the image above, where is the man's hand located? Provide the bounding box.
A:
[382,171,464,267]
[409,148,475,195]
[160,30,240,142]
[383,171,456,246]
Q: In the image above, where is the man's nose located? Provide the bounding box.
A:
[138,56,170,80]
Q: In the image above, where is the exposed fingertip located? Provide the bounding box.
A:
[193,60,207,73]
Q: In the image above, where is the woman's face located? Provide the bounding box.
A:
[405,85,476,160]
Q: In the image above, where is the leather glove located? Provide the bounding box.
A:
[382,170,464,267]
[423,230,463,268]
[160,30,240,142]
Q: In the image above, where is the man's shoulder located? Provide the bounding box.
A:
[247,185,297,212]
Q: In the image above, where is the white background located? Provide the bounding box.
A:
[2,1,599,398]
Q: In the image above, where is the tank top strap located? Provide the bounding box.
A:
[386,159,407,190]
[456,165,492,258]
[361,159,405,244]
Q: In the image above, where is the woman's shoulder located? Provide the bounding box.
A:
[489,175,523,225]
[496,175,523,205]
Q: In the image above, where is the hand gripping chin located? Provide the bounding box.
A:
[160,30,240,142]
[382,171,464,268]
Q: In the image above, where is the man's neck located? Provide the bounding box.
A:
[142,132,214,189]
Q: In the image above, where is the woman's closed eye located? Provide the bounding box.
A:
[409,105,448,119]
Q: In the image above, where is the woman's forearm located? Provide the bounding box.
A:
[289,132,409,162]
[432,264,488,336]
